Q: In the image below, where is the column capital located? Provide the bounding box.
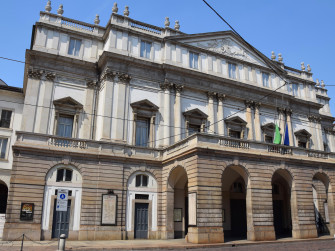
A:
[207,91,216,99]
[27,67,43,80]
[174,84,184,93]
[101,68,117,81]
[308,114,321,122]
[254,102,261,109]
[86,79,98,89]
[45,71,56,81]
[217,93,226,102]
[245,100,254,108]
[324,127,335,135]
[118,73,132,83]
[277,107,285,114]
[160,80,173,91]
[285,108,292,116]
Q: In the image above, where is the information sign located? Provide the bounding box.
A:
[56,189,68,212]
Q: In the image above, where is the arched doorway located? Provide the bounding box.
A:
[168,166,188,239]
[222,166,248,241]
[0,181,8,239]
[312,173,331,236]
[272,169,292,238]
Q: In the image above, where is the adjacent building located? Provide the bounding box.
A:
[2,2,335,243]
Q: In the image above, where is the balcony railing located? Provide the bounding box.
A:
[15,132,335,163]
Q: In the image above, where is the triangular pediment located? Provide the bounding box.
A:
[183,108,208,119]
[294,129,311,138]
[130,99,159,111]
[261,122,277,131]
[225,116,247,126]
[53,96,83,109]
[168,31,282,70]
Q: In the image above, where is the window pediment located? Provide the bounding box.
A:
[294,129,311,139]
[225,116,247,126]
[183,108,208,119]
[130,99,159,112]
[53,97,83,110]
[261,122,276,131]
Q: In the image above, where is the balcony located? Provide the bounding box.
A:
[14,131,334,163]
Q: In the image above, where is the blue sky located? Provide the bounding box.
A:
[0,0,334,115]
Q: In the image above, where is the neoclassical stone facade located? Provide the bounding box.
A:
[3,2,335,244]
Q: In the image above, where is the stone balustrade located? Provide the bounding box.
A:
[15,131,334,163]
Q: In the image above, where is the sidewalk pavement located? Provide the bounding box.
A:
[0,235,334,251]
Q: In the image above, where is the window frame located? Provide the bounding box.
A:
[189,51,199,69]
[0,137,9,160]
[291,83,299,97]
[0,109,13,129]
[262,72,270,87]
[135,116,150,147]
[56,168,73,182]
[67,37,82,57]
[135,174,149,187]
[140,40,152,59]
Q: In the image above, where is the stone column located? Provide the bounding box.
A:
[112,73,131,142]
[254,102,261,141]
[207,92,216,134]
[83,80,98,139]
[286,109,294,146]
[245,100,254,140]
[21,68,43,132]
[161,81,173,146]
[316,117,324,151]
[277,107,285,142]
[174,84,183,142]
[217,94,225,136]
[308,115,318,150]
[98,69,116,140]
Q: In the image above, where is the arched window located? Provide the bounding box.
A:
[135,174,148,187]
[56,168,73,182]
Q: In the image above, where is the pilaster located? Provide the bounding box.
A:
[277,107,286,143]
[245,100,254,140]
[160,80,173,146]
[174,84,183,142]
[217,94,225,136]
[286,109,294,146]
[254,102,261,141]
[207,92,216,134]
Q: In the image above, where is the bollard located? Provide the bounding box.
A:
[58,234,66,251]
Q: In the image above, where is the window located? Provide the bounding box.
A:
[68,38,81,56]
[291,83,299,96]
[324,143,329,152]
[56,115,74,138]
[136,174,148,187]
[262,72,269,87]
[228,63,237,79]
[231,182,243,193]
[188,124,201,136]
[189,52,199,69]
[56,168,73,182]
[0,138,8,159]
[298,141,306,148]
[140,41,151,59]
[265,135,273,143]
[0,110,12,128]
[135,117,150,147]
[294,129,311,149]
[229,130,241,139]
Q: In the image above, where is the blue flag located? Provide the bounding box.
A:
[283,123,290,146]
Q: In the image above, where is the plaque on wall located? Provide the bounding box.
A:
[188,192,197,226]
[174,208,182,222]
[101,194,117,225]
[20,203,34,221]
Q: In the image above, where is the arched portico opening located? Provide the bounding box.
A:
[312,173,332,236]
[222,165,248,241]
[167,166,188,239]
[272,169,293,238]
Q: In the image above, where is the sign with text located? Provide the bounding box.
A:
[56,189,68,212]
[101,194,117,225]
[20,203,34,221]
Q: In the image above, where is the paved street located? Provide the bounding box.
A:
[1,237,335,251]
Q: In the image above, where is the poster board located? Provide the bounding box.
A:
[101,194,117,225]
[188,193,197,226]
[20,203,34,221]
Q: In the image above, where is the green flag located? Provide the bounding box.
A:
[273,124,281,144]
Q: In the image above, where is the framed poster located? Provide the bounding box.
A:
[20,203,34,221]
[188,192,197,226]
[174,208,182,222]
[101,194,117,225]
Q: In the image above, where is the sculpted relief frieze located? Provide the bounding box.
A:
[189,38,260,65]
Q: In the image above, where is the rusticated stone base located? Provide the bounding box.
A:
[78,225,122,240]
[187,227,224,244]
[247,225,276,241]
[2,223,41,241]
[292,224,318,239]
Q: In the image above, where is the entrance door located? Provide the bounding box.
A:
[230,199,247,238]
[52,199,71,238]
[135,203,148,239]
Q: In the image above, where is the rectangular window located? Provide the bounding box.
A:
[135,118,149,147]
[291,83,299,96]
[229,130,241,139]
[265,135,273,143]
[0,138,8,159]
[189,52,199,69]
[140,41,152,59]
[262,72,270,87]
[56,115,74,138]
[188,124,201,136]
[0,110,12,128]
[298,141,306,148]
[228,63,237,79]
[68,38,82,56]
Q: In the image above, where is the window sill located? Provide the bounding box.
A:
[0,127,13,132]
